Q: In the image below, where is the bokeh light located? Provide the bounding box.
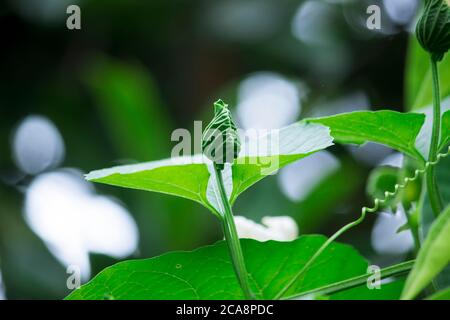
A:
[278,151,340,202]
[383,0,418,26]
[379,152,404,168]
[12,115,65,175]
[371,205,414,255]
[291,0,336,46]
[24,169,139,280]
[236,72,304,130]
[234,216,298,241]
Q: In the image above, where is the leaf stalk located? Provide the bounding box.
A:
[283,260,415,300]
[213,164,255,300]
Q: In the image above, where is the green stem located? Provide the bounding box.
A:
[405,208,421,254]
[399,157,421,254]
[274,211,367,299]
[283,260,415,300]
[426,56,443,217]
[213,164,255,300]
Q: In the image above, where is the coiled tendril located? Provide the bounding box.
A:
[276,145,450,300]
[202,99,241,170]
[363,145,450,216]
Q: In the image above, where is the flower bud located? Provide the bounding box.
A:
[416,0,450,61]
[202,100,241,169]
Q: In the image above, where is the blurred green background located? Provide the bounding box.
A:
[0,0,421,299]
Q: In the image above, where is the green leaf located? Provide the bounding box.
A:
[66,235,374,300]
[396,222,411,234]
[86,122,333,216]
[405,37,450,110]
[425,287,450,300]
[366,166,399,208]
[86,155,214,208]
[402,204,450,299]
[307,111,426,161]
[419,154,450,292]
[420,153,450,240]
[440,110,450,150]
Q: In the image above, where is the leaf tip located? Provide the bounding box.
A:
[84,170,99,181]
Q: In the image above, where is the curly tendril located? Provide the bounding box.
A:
[363,145,450,215]
[202,99,241,170]
[275,145,450,300]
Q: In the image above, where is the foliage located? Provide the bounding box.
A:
[70,102,450,299]
[67,236,402,300]
[402,205,450,299]
[70,44,450,297]
[307,111,426,161]
[2,0,450,302]
[85,121,333,217]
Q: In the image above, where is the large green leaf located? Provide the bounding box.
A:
[402,204,450,299]
[86,122,333,216]
[307,111,426,161]
[66,235,397,300]
[405,37,450,111]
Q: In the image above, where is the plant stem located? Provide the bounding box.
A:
[274,211,367,299]
[426,56,444,217]
[213,164,255,300]
[404,207,421,254]
[398,157,421,254]
[283,260,415,300]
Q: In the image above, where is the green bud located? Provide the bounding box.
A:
[416,0,450,61]
[202,99,241,169]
